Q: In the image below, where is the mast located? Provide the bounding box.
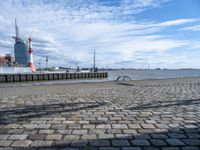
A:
[93,49,96,72]
[15,19,19,42]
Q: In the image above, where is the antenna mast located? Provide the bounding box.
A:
[93,49,96,72]
[15,19,19,42]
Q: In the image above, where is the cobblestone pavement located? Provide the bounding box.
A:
[0,78,200,150]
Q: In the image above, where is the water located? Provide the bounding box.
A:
[108,69,200,80]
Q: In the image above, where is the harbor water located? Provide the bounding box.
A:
[108,69,200,80]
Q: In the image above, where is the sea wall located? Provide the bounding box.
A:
[0,72,108,83]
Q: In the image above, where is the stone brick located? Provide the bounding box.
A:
[11,140,32,147]
[31,140,53,147]
[0,140,13,147]
[131,140,151,146]
[166,139,185,146]
[9,134,28,140]
[111,140,130,146]
[46,134,62,140]
[89,140,110,146]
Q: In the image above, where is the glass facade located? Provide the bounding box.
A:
[14,40,29,66]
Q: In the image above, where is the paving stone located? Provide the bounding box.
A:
[150,139,167,146]
[72,130,87,135]
[100,147,120,150]
[111,140,130,146]
[0,134,10,140]
[121,147,142,150]
[29,134,46,140]
[8,134,28,140]
[57,130,72,134]
[182,139,200,146]
[141,124,155,129]
[0,140,13,147]
[11,140,32,147]
[181,146,200,150]
[36,124,51,129]
[128,124,141,129]
[99,134,114,139]
[168,133,186,138]
[96,124,111,129]
[81,134,97,140]
[150,133,168,139]
[166,139,185,146]
[31,140,53,147]
[89,140,110,146]
[39,130,54,134]
[131,140,151,146]
[112,124,128,129]
[46,134,62,140]
[63,135,80,141]
[70,140,88,147]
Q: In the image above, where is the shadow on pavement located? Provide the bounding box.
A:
[0,101,107,125]
[128,98,200,110]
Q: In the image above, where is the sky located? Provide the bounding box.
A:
[0,0,200,69]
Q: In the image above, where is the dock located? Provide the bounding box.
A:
[0,72,108,83]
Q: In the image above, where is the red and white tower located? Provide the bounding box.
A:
[28,36,36,72]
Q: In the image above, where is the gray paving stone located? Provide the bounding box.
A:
[111,140,130,146]
[166,139,185,146]
[31,140,53,147]
[8,134,28,140]
[182,139,200,146]
[29,134,46,140]
[89,140,110,146]
[100,147,120,150]
[112,124,128,129]
[181,146,200,150]
[0,140,13,147]
[46,134,62,140]
[131,140,151,146]
[150,139,167,146]
[72,130,87,135]
[36,124,51,129]
[63,135,80,141]
[0,135,10,140]
[11,140,32,147]
[96,124,111,129]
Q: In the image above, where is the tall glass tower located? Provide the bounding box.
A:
[13,19,29,66]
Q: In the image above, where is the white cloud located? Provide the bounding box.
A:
[182,25,200,31]
[0,0,199,68]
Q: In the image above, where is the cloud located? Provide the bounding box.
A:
[0,0,199,68]
[182,25,200,31]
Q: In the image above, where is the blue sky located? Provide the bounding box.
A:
[0,0,200,69]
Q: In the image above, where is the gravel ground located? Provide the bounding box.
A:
[0,77,200,149]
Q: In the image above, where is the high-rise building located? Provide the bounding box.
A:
[13,19,29,66]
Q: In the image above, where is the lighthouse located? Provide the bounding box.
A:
[28,36,36,72]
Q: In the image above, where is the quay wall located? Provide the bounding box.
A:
[0,72,108,83]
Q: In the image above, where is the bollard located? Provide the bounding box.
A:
[0,75,6,82]
[38,74,44,81]
[58,74,63,80]
[20,75,26,82]
[14,75,20,82]
[53,74,58,80]
[26,75,33,81]
[6,75,14,82]
[44,74,48,80]
[63,74,67,79]
[48,74,53,80]
[32,74,38,81]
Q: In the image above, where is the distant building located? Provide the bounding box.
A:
[13,19,29,66]
[14,40,29,66]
